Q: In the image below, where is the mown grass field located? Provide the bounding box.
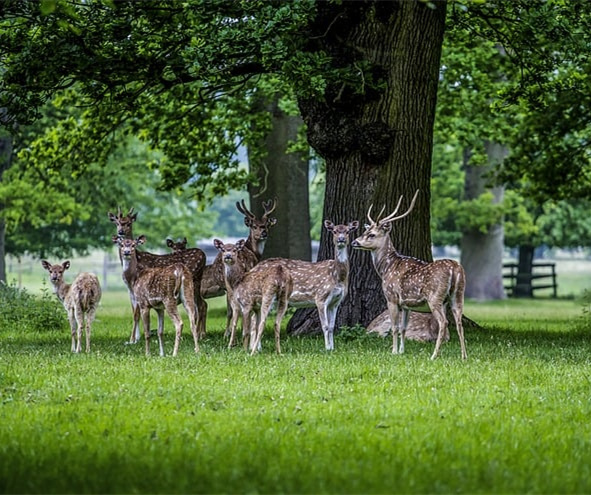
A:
[1,281,591,494]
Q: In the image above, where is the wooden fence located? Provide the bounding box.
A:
[503,262,557,298]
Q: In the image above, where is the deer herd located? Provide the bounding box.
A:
[42,191,467,360]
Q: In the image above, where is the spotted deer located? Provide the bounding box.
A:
[108,207,206,341]
[201,199,277,300]
[114,235,199,357]
[214,239,292,355]
[351,191,467,360]
[248,220,359,351]
[166,237,188,253]
[200,199,277,337]
[41,260,102,353]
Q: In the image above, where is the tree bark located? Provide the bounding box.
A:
[249,96,311,261]
[289,1,446,335]
[514,244,534,297]
[0,133,13,283]
[460,142,507,300]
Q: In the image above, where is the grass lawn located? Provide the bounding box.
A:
[1,287,591,494]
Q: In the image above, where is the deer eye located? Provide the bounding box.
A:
[367,233,375,239]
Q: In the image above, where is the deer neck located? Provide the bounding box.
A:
[223,262,245,291]
[371,239,400,277]
[333,243,350,282]
[51,280,71,304]
[120,252,139,285]
[245,236,265,260]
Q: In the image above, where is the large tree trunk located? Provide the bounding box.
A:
[0,132,13,283]
[248,96,311,261]
[460,142,507,300]
[289,1,446,335]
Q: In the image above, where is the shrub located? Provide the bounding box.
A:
[0,280,66,332]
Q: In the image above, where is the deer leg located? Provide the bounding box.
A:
[156,308,166,357]
[241,309,251,351]
[317,303,332,351]
[141,308,151,356]
[127,291,140,344]
[387,303,401,354]
[85,307,96,353]
[195,292,207,339]
[224,293,233,338]
[274,296,289,355]
[74,306,85,353]
[227,301,240,349]
[326,302,340,351]
[67,309,77,353]
[250,311,265,356]
[399,308,409,354]
[451,297,467,360]
[430,306,449,360]
[166,303,183,357]
[185,301,199,354]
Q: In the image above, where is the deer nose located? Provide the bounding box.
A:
[351,240,360,248]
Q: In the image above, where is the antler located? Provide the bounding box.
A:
[262,198,277,220]
[236,199,255,220]
[367,204,386,225]
[380,190,420,225]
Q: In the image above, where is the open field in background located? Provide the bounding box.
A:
[8,250,591,298]
[2,254,591,493]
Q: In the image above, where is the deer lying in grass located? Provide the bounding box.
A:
[214,239,292,355]
[351,191,467,360]
[41,260,102,353]
[108,207,206,341]
[114,235,199,357]
[248,220,359,351]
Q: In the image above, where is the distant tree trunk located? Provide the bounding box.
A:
[0,133,13,283]
[248,95,311,261]
[514,244,534,297]
[289,1,446,335]
[460,142,507,300]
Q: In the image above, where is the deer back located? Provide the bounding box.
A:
[67,273,102,312]
[133,263,192,308]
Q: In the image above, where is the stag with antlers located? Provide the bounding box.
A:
[351,191,467,360]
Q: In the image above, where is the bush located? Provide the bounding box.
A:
[0,280,66,332]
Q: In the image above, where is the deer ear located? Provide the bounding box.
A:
[380,223,393,234]
[349,221,359,231]
[136,235,146,245]
[108,212,116,222]
[41,260,51,271]
[63,261,71,270]
[267,217,277,227]
[324,220,335,231]
[111,235,120,244]
[166,238,174,248]
[236,239,246,250]
[243,217,253,228]
[213,239,224,251]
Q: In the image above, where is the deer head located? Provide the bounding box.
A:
[166,237,188,253]
[352,190,419,251]
[236,199,277,242]
[41,260,71,284]
[113,235,146,260]
[108,207,138,238]
[214,238,246,266]
[325,220,359,249]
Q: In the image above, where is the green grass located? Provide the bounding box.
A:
[1,291,591,494]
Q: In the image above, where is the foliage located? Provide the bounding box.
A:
[0,280,65,332]
[0,294,590,493]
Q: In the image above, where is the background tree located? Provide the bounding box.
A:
[0,1,447,331]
